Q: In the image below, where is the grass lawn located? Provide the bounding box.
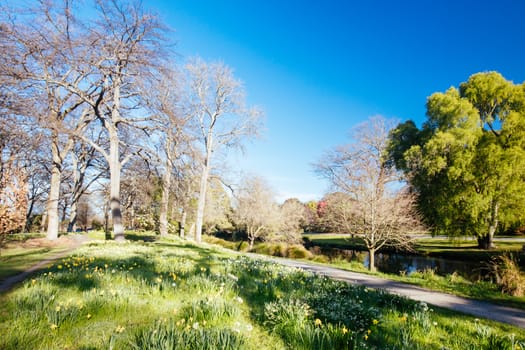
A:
[304,234,525,257]
[0,235,524,349]
[0,235,75,282]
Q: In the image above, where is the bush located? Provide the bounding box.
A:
[202,235,238,250]
[310,255,330,263]
[491,254,525,296]
[254,242,288,257]
[237,241,250,252]
[287,244,312,259]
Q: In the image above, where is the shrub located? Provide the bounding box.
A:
[411,267,438,282]
[202,235,237,250]
[237,241,250,252]
[491,254,525,296]
[310,255,330,263]
[254,242,288,257]
[287,244,312,259]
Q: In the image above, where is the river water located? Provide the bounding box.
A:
[365,253,483,279]
[318,247,486,280]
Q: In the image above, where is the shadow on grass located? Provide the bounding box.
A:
[44,239,230,294]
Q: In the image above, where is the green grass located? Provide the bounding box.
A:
[1,234,524,349]
[0,246,70,282]
[304,233,525,255]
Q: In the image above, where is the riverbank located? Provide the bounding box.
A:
[204,235,525,311]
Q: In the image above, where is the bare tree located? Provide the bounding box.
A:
[142,67,195,236]
[75,197,92,231]
[119,158,158,231]
[1,1,99,240]
[315,116,423,271]
[186,58,262,242]
[233,175,280,249]
[66,135,108,232]
[63,0,167,241]
[319,192,356,235]
[276,198,307,244]
[204,177,233,234]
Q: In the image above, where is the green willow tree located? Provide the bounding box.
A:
[389,72,525,248]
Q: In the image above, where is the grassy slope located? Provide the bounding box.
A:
[0,234,75,282]
[0,247,70,281]
[0,234,523,350]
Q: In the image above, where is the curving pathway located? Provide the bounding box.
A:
[0,234,89,293]
[249,253,525,329]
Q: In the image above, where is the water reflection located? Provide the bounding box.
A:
[317,246,482,280]
[365,253,481,279]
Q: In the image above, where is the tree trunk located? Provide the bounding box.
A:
[159,166,171,237]
[195,136,213,243]
[109,133,125,242]
[180,210,186,238]
[368,248,376,272]
[60,201,68,231]
[67,153,80,233]
[67,200,77,233]
[24,199,35,233]
[46,137,62,240]
[478,201,498,249]
[40,211,48,233]
[477,235,494,250]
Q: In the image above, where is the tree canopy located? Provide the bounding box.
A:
[389,71,525,248]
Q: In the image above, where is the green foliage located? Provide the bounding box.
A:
[489,253,525,296]
[237,241,250,252]
[131,321,246,350]
[264,299,357,349]
[389,71,525,245]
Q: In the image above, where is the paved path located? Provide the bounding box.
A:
[0,234,89,293]
[249,254,525,329]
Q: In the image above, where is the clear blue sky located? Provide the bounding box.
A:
[148,0,525,202]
